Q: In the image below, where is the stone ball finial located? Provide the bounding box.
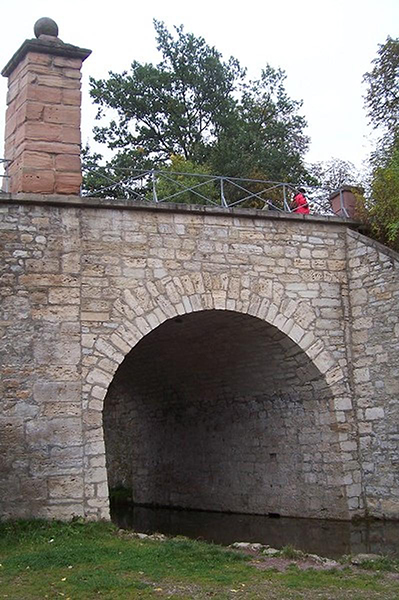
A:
[34,17,59,38]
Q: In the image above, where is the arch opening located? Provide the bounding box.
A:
[103,310,348,519]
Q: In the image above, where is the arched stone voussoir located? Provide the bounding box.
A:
[325,364,346,387]
[248,292,339,380]
[87,272,341,412]
[86,367,115,394]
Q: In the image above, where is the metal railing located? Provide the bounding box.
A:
[0,159,351,217]
[82,167,350,217]
[0,159,10,193]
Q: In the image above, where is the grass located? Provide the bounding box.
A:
[341,553,399,573]
[0,520,399,599]
[282,564,385,591]
[279,544,304,560]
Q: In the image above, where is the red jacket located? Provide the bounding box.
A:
[293,193,309,214]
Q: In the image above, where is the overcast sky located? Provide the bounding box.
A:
[1,0,398,173]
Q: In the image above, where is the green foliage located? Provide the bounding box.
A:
[363,36,399,170]
[358,143,399,251]
[363,36,399,143]
[280,564,384,591]
[368,145,399,248]
[210,65,309,182]
[353,555,399,572]
[153,155,218,205]
[360,36,399,250]
[86,19,310,197]
[0,520,252,599]
[90,20,243,166]
[279,544,304,559]
[363,36,399,167]
[82,144,154,199]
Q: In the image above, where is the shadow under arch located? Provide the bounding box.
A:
[103,309,349,520]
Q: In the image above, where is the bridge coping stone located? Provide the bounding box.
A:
[0,192,360,227]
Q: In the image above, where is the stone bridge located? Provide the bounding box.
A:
[1,19,399,523]
[1,195,399,522]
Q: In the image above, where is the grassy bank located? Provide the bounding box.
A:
[0,520,398,599]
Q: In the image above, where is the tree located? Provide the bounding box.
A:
[363,36,399,166]
[86,20,310,196]
[364,38,399,140]
[360,36,399,250]
[308,158,361,193]
[359,146,399,250]
[304,158,364,216]
[152,154,217,205]
[90,20,243,168]
[210,66,309,182]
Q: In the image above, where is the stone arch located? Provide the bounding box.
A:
[86,272,346,398]
[82,272,356,519]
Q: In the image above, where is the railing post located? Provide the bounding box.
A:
[339,189,349,217]
[152,170,158,203]
[4,159,9,193]
[283,184,290,212]
[220,177,227,207]
[1,159,10,193]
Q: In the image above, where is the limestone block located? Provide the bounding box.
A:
[26,418,83,447]
[94,338,124,363]
[83,409,103,429]
[48,287,80,305]
[353,367,370,384]
[48,475,84,499]
[85,467,107,484]
[365,407,385,421]
[81,311,110,322]
[85,441,106,456]
[33,382,81,403]
[0,418,25,445]
[341,441,357,452]
[40,402,81,418]
[110,333,131,354]
[90,455,106,468]
[91,386,107,401]
[334,397,352,411]
[86,368,112,388]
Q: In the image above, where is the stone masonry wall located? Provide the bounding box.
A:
[0,195,397,520]
[347,230,399,518]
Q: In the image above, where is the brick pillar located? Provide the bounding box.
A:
[330,186,362,219]
[2,18,91,195]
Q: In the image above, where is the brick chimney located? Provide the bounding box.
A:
[2,17,91,195]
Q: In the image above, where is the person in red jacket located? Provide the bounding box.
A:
[292,191,310,214]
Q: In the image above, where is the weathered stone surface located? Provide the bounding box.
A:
[0,198,398,522]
